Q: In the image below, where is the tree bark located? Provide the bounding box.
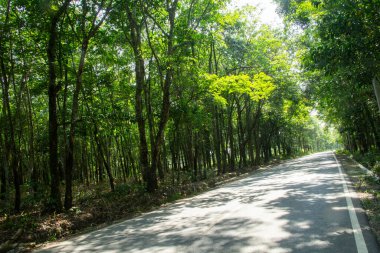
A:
[64,0,111,209]
[0,0,21,213]
[372,76,380,113]
[227,97,235,171]
[26,87,37,195]
[93,127,115,192]
[150,0,179,190]
[64,41,88,210]
[125,3,151,190]
[0,131,7,200]
[46,0,72,212]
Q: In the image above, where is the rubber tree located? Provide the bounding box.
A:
[46,0,72,212]
[64,0,113,211]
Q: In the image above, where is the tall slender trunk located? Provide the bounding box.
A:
[253,106,262,165]
[150,0,179,189]
[193,132,199,181]
[372,76,380,112]
[227,97,235,171]
[93,126,115,191]
[64,41,88,210]
[46,0,71,212]
[213,106,222,174]
[237,98,246,170]
[26,87,37,195]
[208,38,222,174]
[64,0,111,208]
[0,0,21,212]
[126,4,151,190]
[0,131,7,200]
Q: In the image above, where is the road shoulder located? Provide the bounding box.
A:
[336,154,380,253]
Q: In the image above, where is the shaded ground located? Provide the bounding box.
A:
[2,152,379,253]
[34,152,380,253]
[0,162,275,252]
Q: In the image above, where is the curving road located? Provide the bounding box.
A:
[36,152,380,253]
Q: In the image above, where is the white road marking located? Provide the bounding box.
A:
[333,152,368,253]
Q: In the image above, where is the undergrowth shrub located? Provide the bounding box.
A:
[352,149,380,170]
[374,162,380,178]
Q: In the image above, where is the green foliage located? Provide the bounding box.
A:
[204,72,275,105]
[167,192,181,202]
[277,0,380,154]
[1,213,38,231]
[374,162,380,178]
[0,0,341,225]
[353,150,380,171]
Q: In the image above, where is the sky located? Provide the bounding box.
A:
[229,0,283,27]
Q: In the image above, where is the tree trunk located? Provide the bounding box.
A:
[372,76,380,113]
[64,0,111,208]
[94,128,115,192]
[213,106,222,174]
[64,41,89,210]
[363,102,380,149]
[227,99,235,171]
[150,0,179,190]
[26,87,37,195]
[237,98,246,170]
[0,0,21,213]
[126,4,151,190]
[46,0,72,212]
[0,131,7,200]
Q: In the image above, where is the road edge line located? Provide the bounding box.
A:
[333,152,369,253]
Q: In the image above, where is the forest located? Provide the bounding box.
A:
[0,0,379,248]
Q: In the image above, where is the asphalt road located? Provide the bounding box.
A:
[36,152,380,253]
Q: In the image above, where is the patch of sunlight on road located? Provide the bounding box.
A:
[36,152,360,253]
[293,220,312,230]
[295,239,332,249]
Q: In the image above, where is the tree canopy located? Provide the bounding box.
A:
[0,0,340,215]
[274,0,380,153]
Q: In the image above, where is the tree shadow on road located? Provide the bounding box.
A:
[37,152,372,253]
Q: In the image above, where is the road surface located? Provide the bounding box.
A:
[36,152,379,253]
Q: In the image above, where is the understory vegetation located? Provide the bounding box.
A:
[351,150,380,178]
